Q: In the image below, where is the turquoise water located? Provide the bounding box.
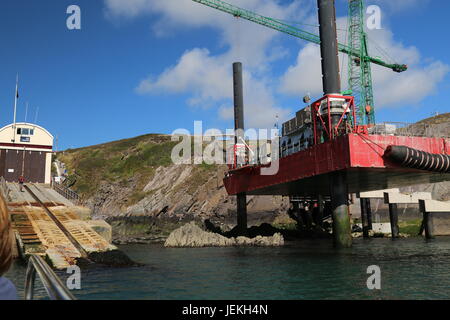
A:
[6,237,450,300]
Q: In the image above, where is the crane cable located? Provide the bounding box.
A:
[367,37,398,65]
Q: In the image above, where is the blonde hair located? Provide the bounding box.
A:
[0,193,12,276]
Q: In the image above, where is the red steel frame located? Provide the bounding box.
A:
[311,94,356,144]
[224,95,450,197]
[224,134,450,196]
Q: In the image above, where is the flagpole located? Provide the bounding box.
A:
[25,102,28,123]
[13,74,18,143]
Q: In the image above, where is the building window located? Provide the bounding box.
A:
[16,128,34,136]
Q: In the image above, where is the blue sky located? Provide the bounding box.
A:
[0,0,448,150]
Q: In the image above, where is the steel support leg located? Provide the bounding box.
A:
[389,203,400,238]
[423,212,434,240]
[366,198,373,230]
[317,195,324,227]
[236,192,247,235]
[330,172,352,248]
[360,198,369,238]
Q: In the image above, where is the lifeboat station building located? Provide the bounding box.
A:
[0,122,53,184]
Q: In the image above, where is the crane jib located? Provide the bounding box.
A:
[192,0,407,73]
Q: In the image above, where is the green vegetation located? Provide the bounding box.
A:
[58,133,223,204]
[399,219,422,236]
[271,213,297,230]
[417,113,450,126]
[58,134,178,200]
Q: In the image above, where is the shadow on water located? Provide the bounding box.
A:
[6,237,450,300]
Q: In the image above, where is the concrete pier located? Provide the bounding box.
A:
[383,191,432,238]
[419,200,450,239]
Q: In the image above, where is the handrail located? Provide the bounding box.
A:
[52,181,80,204]
[0,176,9,200]
[25,254,76,300]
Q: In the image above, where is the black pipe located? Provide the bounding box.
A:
[385,145,450,173]
[317,0,351,247]
[233,62,245,143]
[317,0,341,96]
[233,62,247,235]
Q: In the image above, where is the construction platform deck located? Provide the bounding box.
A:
[6,183,116,269]
[224,134,450,196]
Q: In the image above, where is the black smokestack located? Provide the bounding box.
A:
[233,62,244,142]
[317,0,341,95]
[232,62,247,235]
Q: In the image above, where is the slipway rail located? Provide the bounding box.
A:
[24,184,89,259]
[8,183,116,269]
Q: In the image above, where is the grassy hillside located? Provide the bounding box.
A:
[406,113,450,137]
[58,134,178,198]
[416,113,450,126]
[57,134,218,206]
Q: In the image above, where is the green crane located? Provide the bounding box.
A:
[348,0,374,124]
[192,0,407,125]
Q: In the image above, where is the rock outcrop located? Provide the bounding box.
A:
[164,222,284,247]
[57,114,450,243]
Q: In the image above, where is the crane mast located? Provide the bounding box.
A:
[348,0,375,125]
[192,0,407,125]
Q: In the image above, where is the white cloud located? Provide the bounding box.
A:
[105,0,448,126]
[373,61,449,107]
[136,48,231,103]
[371,0,431,13]
[279,43,323,97]
[136,47,290,128]
[105,0,312,128]
[279,15,449,109]
[105,0,311,69]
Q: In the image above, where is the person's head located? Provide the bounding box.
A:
[0,196,13,276]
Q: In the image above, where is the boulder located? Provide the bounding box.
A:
[164,222,234,247]
[164,222,284,247]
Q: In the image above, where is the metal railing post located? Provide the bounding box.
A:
[24,254,76,300]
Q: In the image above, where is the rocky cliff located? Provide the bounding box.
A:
[57,114,449,242]
[57,135,288,243]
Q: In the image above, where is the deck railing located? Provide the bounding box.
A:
[25,254,76,300]
[52,181,80,204]
[369,122,450,139]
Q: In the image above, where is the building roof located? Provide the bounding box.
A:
[0,122,54,139]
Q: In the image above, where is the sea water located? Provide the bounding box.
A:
[6,237,450,300]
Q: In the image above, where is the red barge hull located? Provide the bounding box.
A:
[223,134,450,196]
